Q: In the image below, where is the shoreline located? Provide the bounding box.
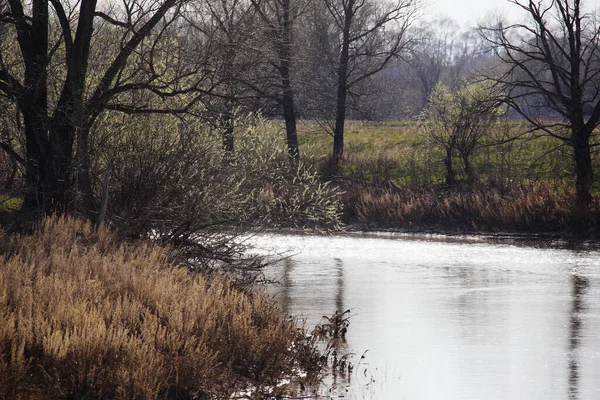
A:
[259,225,600,250]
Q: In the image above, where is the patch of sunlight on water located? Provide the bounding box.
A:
[250,233,600,400]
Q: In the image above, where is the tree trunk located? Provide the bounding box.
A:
[462,153,475,183]
[282,90,299,160]
[20,0,50,211]
[572,134,593,211]
[332,0,353,161]
[280,0,299,161]
[46,105,78,212]
[444,147,456,185]
[333,84,347,160]
[21,110,46,211]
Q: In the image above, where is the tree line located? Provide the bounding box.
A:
[1,0,599,219]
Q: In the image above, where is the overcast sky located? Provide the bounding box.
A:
[429,0,515,27]
[429,0,600,28]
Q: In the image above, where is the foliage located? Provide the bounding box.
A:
[419,81,504,183]
[0,217,323,399]
[0,195,22,211]
[90,113,341,276]
[311,309,355,379]
[313,309,351,340]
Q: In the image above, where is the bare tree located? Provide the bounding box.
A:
[322,0,418,161]
[480,0,600,209]
[0,0,208,215]
[409,19,462,108]
[184,0,260,152]
[250,0,311,159]
[292,2,338,121]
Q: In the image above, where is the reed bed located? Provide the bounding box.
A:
[0,217,320,399]
[344,182,600,233]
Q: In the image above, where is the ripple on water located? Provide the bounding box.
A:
[252,233,600,400]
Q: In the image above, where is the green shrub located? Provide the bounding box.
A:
[88,113,342,276]
[93,113,341,230]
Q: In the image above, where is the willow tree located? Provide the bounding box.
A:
[481,0,600,210]
[421,81,503,184]
[0,0,204,214]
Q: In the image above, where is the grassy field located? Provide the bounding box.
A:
[296,120,580,188]
[290,120,600,234]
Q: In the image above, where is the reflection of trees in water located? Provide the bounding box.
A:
[335,258,345,316]
[281,258,294,317]
[331,258,350,386]
[442,265,512,340]
[568,274,589,400]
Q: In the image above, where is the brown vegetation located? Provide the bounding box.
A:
[0,217,321,399]
[299,120,599,235]
[343,182,600,234]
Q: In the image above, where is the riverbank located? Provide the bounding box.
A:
[0,217,322,399]
[342,228,600,249]
[261,226,600,252]
[336,180,600,240]
[295,120,600,239]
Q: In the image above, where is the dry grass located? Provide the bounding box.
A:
[0,217,321,399]
[293,120,599,234]
[344,182,600,234]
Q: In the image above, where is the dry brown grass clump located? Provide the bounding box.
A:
[0,217,320,399]
[344,182,600,233]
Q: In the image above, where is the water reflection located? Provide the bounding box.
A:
[280,258,294,317]
[329,257,351,391]
[335,258,344,316]
[255,233,600,400]
[568,273,589,399]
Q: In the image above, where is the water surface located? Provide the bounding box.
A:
[250,233,600,399]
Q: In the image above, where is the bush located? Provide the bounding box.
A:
[88,113,341,275]
[94,113,341,229]
[0,217,322,399]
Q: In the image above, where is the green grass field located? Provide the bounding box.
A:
[293,120,594,192]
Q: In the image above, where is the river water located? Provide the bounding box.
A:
[249,233,600,400]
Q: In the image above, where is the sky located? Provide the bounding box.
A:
[429,0,517,27]
[429,0,600,28]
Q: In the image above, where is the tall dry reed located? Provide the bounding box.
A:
[0,217,320,399]
[344,182,600,233]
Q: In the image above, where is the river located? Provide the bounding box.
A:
[249,232,600,400]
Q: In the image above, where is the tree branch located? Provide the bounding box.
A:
[0,141,26,167]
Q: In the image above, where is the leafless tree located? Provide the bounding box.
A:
[409,19,462,108]
[0,0,211,215]
[322,0,418,161]
[480,0,600,210]
[249,0,312,159]
[184,0,260,152]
